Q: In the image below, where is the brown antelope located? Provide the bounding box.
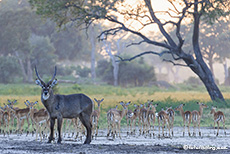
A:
[63,119,75,137]
[0,106,4,133]
[157,110,170,137]
[107,101,131,139]
[147,103,158,137]
[140,101,152,136]
[74,117,85,141]
[35,66,93,144]
[166,107,174,136]
[7,100,18,133]
[175,104,192,136]
[10,101,33,135]
[126,104,140,135]
[30,108,49,141]
[91,98,104,139]
[191,102,208,136]
[25,100,38,135]
[1,105,11,135]
[210,106,226,136]
[138,104,145,135]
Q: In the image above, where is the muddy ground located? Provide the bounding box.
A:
[0,127,229,154]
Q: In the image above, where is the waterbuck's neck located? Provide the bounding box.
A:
[41,89,55,112]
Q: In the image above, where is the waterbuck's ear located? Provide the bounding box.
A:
[50,79,58,87]
[35,79,43,87]
[34,101,38,105]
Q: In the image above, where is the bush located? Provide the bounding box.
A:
[76,66,91,78]
[184,76,202,85]
[97,57,156,87]
[0,56,21,83]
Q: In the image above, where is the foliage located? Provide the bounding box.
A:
[97,58,156,87]
[28,0,230,101]
[76,66,91,78]
[0,56,21,83]
[184,76,202,86]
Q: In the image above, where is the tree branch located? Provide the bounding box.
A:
[115,50,171,62]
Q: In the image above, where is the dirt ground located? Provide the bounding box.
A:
[0,127,230,154]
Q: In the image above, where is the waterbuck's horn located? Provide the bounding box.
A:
[35,65,45,84]
[49,66,57,84]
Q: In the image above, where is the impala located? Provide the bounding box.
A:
[126,104,140,135]
[7,100,18,133]
[140,101,152,136]
[157,110,170,137]
[210,106,226,136]
[35,66,93,144]
[107,101,131,139]
[91,98,104,139]
[166,107,174,136]
[1,105,11,136]
[10,101,33,135]
[30,107,49,141]
[147,103,158,137]
[191,102,208,136]
[175,104,192,136]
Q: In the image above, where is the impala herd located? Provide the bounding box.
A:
[0,98,226,141]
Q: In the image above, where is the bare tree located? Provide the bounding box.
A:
[100,32,127,86]
[30,0,230,101]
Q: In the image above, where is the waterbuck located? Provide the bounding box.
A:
[35,66,93,144]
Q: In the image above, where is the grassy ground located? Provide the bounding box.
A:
[1,83,230,130]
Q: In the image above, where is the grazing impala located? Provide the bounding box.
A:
[107,101,131,139]
[35,66,93,144]
[166,107,174,136]
[91,98,104,139]
[147,103,158,137]
[191,102,208,136]
[175,104,192,136]
[210,106,226,136]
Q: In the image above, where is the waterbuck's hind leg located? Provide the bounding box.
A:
[79,112,92,144]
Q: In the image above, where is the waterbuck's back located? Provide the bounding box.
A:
[55,93,93,118]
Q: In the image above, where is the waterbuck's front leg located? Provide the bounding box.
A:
[57,116,63,144]
[48,117,55,143]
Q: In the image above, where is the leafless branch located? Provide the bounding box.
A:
[115,50,171,62]
[162,59,189,67]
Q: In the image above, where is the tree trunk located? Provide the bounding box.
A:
[27,58,33,83]
[89,24,96,83]
[188,5,224,101]
[223,58,229,86]
[15,51,27,82]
